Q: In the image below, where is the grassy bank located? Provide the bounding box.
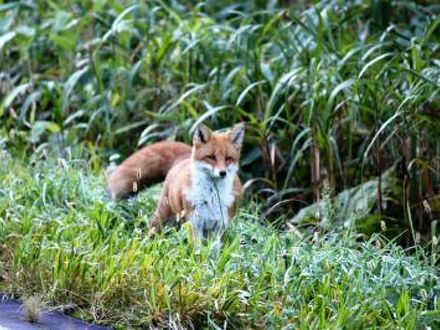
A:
[0,152,439,328]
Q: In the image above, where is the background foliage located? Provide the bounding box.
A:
[1,0,440,242]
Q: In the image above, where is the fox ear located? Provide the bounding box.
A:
[229,123,245,148]
[193,124,213,145]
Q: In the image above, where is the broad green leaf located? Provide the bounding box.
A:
[359,52,393,78]
[0,31,16,51]
[64,67,89,100]
[1,83,31,109]
[290,169,397,229]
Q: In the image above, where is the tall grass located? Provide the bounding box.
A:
[2,1,439,241]
[1,0,439,236]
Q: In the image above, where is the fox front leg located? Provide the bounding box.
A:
[148,212,163,237]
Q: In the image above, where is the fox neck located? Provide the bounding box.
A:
[188,160,236,209]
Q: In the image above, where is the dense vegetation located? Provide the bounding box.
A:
[1,0,440,328]
[1,155,440,328]
[1,0,440,238]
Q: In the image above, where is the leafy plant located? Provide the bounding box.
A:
[2,0,439,241]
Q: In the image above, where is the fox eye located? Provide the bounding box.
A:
[206,154,216,161]
[225,156,233,162]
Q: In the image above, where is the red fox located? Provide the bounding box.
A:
[107,123,245,241]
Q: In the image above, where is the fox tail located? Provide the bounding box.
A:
[106,141,191,201]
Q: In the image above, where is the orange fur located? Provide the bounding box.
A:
[148,158,243,234]
[106,124,245,240]
[107,141,191,201]
[149,124,244,238]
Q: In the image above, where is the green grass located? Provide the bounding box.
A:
[1,150,440,328]
[1,1,440,328]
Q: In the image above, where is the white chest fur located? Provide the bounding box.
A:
[186,162,236,237]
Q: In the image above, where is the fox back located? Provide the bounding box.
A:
[106,141,191,201]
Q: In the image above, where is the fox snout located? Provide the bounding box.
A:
[212,163,239,179]
[212,158,227,178]
[195,161,235,180]
[213,166,228,179]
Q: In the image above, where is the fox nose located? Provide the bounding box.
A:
[219,170,227,178]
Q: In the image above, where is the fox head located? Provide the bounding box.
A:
[192,123,245,180]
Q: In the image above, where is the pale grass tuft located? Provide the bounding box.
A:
[22,295,44,323]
